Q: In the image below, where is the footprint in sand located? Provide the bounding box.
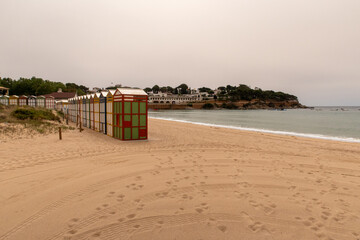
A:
[195,208,203,213]
[217,225,227,233]
[303,221,312,226]
[67,218,80,227]
[248,222,263,232]
[127,214,136,219]
[182,194,189,199]
[241,212,267,233]
[68,229,77,235]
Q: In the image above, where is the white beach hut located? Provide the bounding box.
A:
[28,96,37,107]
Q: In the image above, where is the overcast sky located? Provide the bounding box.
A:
[1,0,359,106]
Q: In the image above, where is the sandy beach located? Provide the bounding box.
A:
[1,118,360,240]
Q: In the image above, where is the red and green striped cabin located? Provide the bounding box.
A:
[113,88,148,141]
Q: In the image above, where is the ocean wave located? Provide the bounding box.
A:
[150,116,360,143]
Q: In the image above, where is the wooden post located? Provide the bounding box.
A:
[79,120,83,132]
[59,127,62,140]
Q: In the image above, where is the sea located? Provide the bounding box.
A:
[149,107,360,143]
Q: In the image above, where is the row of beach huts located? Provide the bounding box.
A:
[0,88,149,141]
[0,95,56,108]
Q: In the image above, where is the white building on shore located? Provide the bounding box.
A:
[148,92,203,104]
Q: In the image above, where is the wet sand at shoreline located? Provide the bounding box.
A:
[1,118,360,240]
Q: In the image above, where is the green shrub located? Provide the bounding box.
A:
[57,110,64,118]
[12,108,60,122]
[267,102,275,108]
[242,103,251,108]
[221,103,238,109]
[202,103,214,109]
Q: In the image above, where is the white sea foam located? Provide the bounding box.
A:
[150,116,360,143]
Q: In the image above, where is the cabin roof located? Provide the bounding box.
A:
[115,88,147,96]
[106,90,116,97]
[100,91,108,97]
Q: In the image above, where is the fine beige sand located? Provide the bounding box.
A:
[1,118,360,240]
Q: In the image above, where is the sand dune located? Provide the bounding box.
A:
[1,118,360,240]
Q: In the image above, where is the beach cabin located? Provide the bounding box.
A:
[113,88,148,141]
[82,96,88,127]
[74,98,78,122]
[28,96,37,107]
[19,95,28,106]
[45,96,55,109]
[106,90,115,137]
[77,96,82,124]
[55,101,62,111]
[74,98,78,123]
[73,97,77,123]
[56,100,68,112]
[86,95,91,128]
[67,98,72,120]
[99,91,107,134]
[0,95,9,106]
[63,100,69,114]
[69,98,76,122]
[9,95,19,105]
[90,94,95,130]
[94,93,100,132]
[36,95,46,108]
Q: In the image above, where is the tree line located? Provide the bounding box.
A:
[0,77,88,96]
[217,84,298,101]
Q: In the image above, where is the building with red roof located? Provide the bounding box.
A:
[43,88,76,100]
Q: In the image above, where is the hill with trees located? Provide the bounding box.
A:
[144,83,298,102]
[216,84,298,102]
